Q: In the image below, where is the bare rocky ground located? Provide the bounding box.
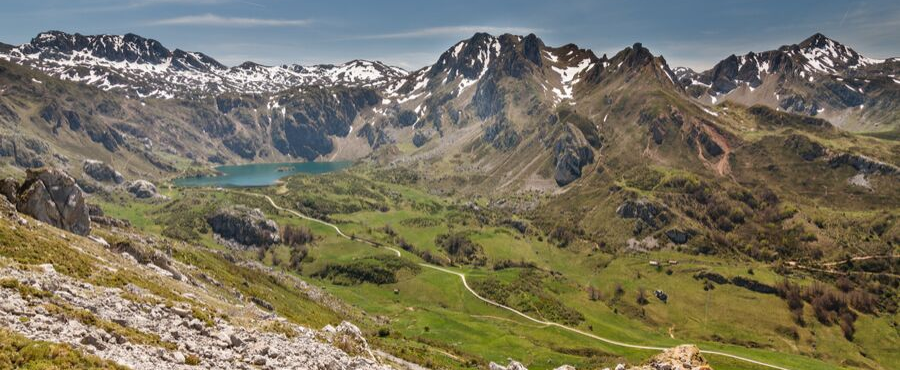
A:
[0,260,391,370]
[0,265,390,369]
[489,345,710,370]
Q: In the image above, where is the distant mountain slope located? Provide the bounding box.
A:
[1,30,896,196]
[0,58,379,180]
[0,31,407,99]
[676,33,899,132]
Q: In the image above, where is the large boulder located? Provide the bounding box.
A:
[828,153,899,176]
[628,344,710,370]
[206,206,280,247]
[16,168,91,235]
[665,228,692,245]
[83,160,124,184]
[553,125,595,186]
[127,180,159,199]
[320,321,374,359]
[0,134,50,168]
[0,177,17,204]
[617,199,666,227]
[489,361,529,370]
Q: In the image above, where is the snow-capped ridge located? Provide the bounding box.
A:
[0,30,408,99]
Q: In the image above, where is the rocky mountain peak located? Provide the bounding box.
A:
[171,49,226,71]
[429,32,502,80]
[591,42,676,87]
[24,31,172,65]
[799,32,832,49]
[520,33,545,65]
[0,30,406,98]
[785,33,883,75]
[617,42,656,68]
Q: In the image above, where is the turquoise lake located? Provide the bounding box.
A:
[173,161,352,187]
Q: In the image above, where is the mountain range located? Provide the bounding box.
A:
[2,31,897,127]
[0,31,406,99]
[0,30,897,190]
[1,29,899,370]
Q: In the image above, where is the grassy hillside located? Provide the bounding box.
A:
[85,164,898,370]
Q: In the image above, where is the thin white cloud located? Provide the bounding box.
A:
[353,25,544,40]
[148,14,313,27]
[69,0,230,13]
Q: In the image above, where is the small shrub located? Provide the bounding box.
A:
[435,232,485,265]
[839,313,855,340]
[636,288,649,305]
[835,277,853,293]
[282,225,314,247]
[185,354,201,366]
[847,289,877,314]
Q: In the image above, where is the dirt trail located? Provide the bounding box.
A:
[821,255,899,267]
[226,189,796,370]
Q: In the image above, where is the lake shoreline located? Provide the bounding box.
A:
[173,161,353,188]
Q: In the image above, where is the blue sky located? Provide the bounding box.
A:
[1,0,898,71]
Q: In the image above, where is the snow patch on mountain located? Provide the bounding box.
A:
[0,31,408,99]
[551,57,592,103]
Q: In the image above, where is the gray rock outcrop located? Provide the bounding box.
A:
[127,180,159,199]
[83,159,124,184]
[665,228,692,245]
[0,177,17,204]
[487,345,710,370]
[0,134,50,168]
[207,206,280,247]
[627,345,709,370]
[0,264,393,370]
[16,168,91,235]
[617,199,667,229]
[553,125,595,186]
[829,153,899,176]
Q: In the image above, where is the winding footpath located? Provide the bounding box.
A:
[233,190,793,370]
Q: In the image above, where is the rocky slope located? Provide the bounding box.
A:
[489,345,711,370]
[11,168,91,235]
[1,31,897,268]
[352,33,686,192]
[2,30,896,194]
[676,33,899,131]
[0,168,406,369]
[0,57,380,179]
[0,264,388,370]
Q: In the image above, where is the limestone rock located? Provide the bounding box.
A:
[665,229,692,244]
[83,160,124,184]
[207,206,280,247]
[490,360,529,370]
[829,153,899,176]
[80,333,106,350]
[553,125,595,186]
[16,168,91,235]
[0,177,17,204]
[127,180,159,199]
[627,345,711,370]
[616,199,668,230]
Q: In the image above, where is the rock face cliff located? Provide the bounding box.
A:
[207,206,280,247]
[83,160,125,184]
[14,168,91,236]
